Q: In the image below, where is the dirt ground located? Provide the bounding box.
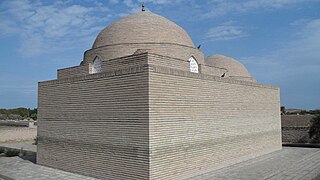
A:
[0,126,37,143]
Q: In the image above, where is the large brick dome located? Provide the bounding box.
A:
[92,11,195,49]
[205,54,256,82]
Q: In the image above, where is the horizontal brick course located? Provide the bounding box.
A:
[148,61,281,179]
[38,52,281,179]
[281,115,315,143]
[38,60,150,179]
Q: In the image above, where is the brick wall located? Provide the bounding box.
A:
[57,64,88,79]
[147,53,226,77]
[148,63,281,179]
[281,115,315,143]
[38,52,281,179]
[57,52,226,80]
[38,63,150,179]
[282,127,310,143]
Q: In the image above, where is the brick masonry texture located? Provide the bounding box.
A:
[92,12,195,48]
[281,115,314,127]
[38,52,281,179]
[57,43,205,79]
[38,56,150,179]
[148,56,281,179]
[282,127,310,143]
[281,115,315,143]
[57,64,88,79]
[204,54,256,82]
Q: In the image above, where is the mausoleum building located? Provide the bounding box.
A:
[38,11,281,179]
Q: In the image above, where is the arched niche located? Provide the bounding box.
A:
[91,56,102,74]
[189,56,199,73]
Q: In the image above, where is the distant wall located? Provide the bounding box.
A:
[282,127,310,143]
[148,63,282,179]
[281,115,315,143]
[0,120,29,127]
[0,126,36,143]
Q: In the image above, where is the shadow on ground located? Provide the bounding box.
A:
[20,154,36,163]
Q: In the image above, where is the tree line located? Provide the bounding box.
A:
[0,108,37,120]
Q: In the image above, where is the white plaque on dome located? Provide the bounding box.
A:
[189,57,198,73]
[91,57,102,74]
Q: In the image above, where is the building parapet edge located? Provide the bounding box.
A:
[39,64,147,85]
[40,63,278,90]
[149,64,279,90]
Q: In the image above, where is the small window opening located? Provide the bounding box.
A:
[91,57,102,74]
[189,57,199,73]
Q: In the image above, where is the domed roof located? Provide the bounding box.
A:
[205,54,252,78]
[93,11,195,48]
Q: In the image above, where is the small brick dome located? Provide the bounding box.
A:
[205,54,255,82]
[92,11,195,49]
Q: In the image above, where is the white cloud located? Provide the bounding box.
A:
[123,0,136,7]
[0,84,36,94]
[206,23,247,41]
[137,0,186,5]
[242,18,320,76]
[109,0,120,4]
[121,0,141,13]
[0,0,110,57]
[290,19,310,27]
[240,18,320,109]
[277,19,320,66]
[120,0,187,13]
[202,0,317,19]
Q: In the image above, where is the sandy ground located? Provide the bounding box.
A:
[0,126,37,143]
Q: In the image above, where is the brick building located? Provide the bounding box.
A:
[37,11,282,179]
[281,115,314,143]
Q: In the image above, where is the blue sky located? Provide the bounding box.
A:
[0,0,319,110]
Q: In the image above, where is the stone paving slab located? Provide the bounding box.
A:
[0,147,319,179]
[0,157,96,180]
[0,141,36,153]
[189,147,320,180]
